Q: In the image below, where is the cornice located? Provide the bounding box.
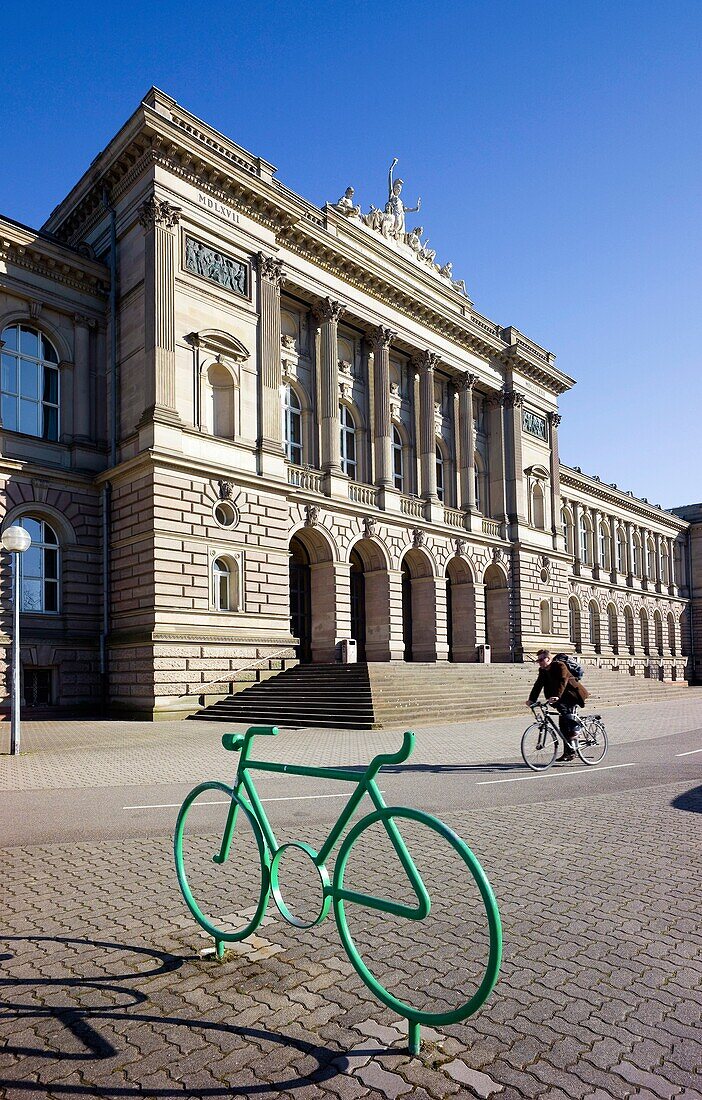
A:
[560,466,689,530]
[39,92,575,396]
[0,217,108,299]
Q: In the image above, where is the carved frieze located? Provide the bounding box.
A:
[185,236,249,297]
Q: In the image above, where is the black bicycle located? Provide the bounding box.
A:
[521,702,608,770]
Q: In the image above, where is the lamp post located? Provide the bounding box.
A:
[1,524,32,755]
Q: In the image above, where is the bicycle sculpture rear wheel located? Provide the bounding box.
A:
[332,807,502,1032]
[521,722,558,770]
[174,782,270,944]
[575,717,608,765]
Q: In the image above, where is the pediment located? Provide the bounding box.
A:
[187,329,250,362]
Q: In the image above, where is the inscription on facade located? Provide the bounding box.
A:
[185,235,249,296]
[523,409,547,440]
[197,192,240,223]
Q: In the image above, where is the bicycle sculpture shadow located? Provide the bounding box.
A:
[174,725,502,1054]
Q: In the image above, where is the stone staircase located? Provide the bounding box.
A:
[190,662,694,729]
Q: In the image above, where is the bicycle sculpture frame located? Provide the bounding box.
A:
[521,703,608,771]
[174,725,502,1054]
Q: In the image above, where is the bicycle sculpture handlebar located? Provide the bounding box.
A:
[174,724,502,1056]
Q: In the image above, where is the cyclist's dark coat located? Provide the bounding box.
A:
[528,659,589,708]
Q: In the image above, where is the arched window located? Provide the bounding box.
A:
[599,521,610,569]
[282,384,302,464]
[569,597,581,651]
[616,528,626,574]
[639,608,650,655]
[1,324,60,441]
[588,600,600,650]
[632,532,641,576]
[646,537,655,579]
[17,516,59,612]
[339,404,357,479]
[435,444,445,503]
[562,508,574,555]
[392,425,404,491]
[532,483,545,530]
[661,543,669,585]
[607,603,618,651]
[540,599,551,634]
[580,514,592,565]
[654,610,663,655]
[212,556,239,612]
[206,362,236,438]
[624,606,635,654]
[474,452,488,514]
[667,612,676,655]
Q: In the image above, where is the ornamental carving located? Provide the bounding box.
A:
[503,390,525,409]
[186,236,248,296]
[258,253,285,287]
[523,409,548,440]
[412,527,425,549]
[373,325,396,349]
[411,350,440,374]
[363,516,377,539]
[304,504,320,527]
[547,411,562,428]
[217,480,234,500]
[313,297,345,325]
[461,373,480,393]
[454,538,466,557]
[139,195,182,231]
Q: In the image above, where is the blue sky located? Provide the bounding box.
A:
[2,0,700,508]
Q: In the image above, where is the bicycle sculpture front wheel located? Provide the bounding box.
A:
[174,782,270,946]
[332,807,502,1051]
[521,722,558,770]
[575,718,608,765]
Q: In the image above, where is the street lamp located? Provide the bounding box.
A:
[1,524,32,755]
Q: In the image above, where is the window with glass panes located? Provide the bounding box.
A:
[435,445,444,502]
[392,426,404,491]
[339,405,357,479]
[282,384,302,463]
[1,325,59,440]
[213,558,231,611]
[18,517,59,612]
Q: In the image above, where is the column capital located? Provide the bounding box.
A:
[139,194,181,231]
[460,373,480,392]
[73,313,97,329]
[486,388,505,409]
[411,349,440,373]
[372,325,397,349]
[547,410,562,427]
[503,389,525,409]
[313,297,346,324]
[257,252,285,287]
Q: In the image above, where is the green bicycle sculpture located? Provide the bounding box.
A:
[174,725,502,1054]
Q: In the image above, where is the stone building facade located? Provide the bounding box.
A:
[0,88,698,717]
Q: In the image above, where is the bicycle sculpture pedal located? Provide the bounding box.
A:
[174,725,502,1054]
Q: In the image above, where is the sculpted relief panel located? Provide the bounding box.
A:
[184,235,249,297]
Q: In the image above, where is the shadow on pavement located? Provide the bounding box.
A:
[0,935,388,1096]
[671,785,702,814]
[378,761,521,774]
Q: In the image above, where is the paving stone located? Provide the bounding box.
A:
[443,1058,504,1096]
[355,1061,414,1098]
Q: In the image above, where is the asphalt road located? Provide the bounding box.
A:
[3,723,701,847]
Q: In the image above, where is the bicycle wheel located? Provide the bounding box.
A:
[521,722,558,770]
[174,781,270,942]
[575,718,608,765]
[332,807,502,1027]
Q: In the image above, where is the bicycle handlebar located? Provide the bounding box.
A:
[366,730,415,772]
[222,725,279,753]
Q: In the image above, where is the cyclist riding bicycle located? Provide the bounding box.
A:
[525,649,589,762]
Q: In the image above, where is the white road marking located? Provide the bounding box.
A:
[476,762,637,785]
[123,791,378,811]
[675,747,702,757]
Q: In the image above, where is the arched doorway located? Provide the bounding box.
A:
[446,557,478,662]
[400,547,437,662]
[484,563,510,662]
[289,535,312,663]
[349,548,366,660]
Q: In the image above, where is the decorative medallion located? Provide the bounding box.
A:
[304,504,320,527]
[412,528,425,549]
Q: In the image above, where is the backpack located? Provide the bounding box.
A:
[554,653,585,681]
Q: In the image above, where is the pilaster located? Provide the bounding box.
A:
[257,253,286,474]
[547,411,564,551]
[138,194,183,429]
[372,326,396,488]
[458,374,479,511]
[315,298,345,476]
[415,350,439,504]
[503,390,527,536]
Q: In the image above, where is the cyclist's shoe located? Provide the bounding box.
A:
[557,747,576,762]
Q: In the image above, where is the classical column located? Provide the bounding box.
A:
[547,412,563,550]
[315,298,345,473]
[503,390,527,527]
[415,350,440,502]
[667,535,676,591]
[372,326,396,487]
[592,508,601,577]
[458,374,479,511]
[640,526,649,588]
[654,532,662,591]
[257,254,285,457]
[487,391,507,523]
[139,194,182,426]
[73,315,93,442]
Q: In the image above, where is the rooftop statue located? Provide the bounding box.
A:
[332,186,361,218]
[385,158,421,239]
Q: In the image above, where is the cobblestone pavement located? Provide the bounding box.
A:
[1,700,701,1098]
